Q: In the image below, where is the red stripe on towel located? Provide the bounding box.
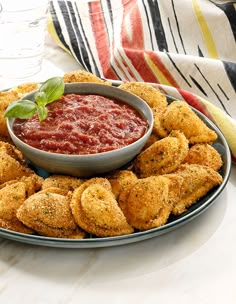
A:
[89,2,118,79]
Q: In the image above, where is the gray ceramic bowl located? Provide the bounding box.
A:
[7,83,154,177]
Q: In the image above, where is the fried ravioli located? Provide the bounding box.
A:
[169,164,223,215]
[0,83,39,140]
[159,101,217,143]
[119,176,171,230]
[0,90,19,139]
[42,175,85,192]
[0,218,33,234]
[183,143,223,171]
[142,133,160,150]
[12,82,39,96]
[0,182,34,234]
[162,174,185,206]
[0,141,25,163]
[119,82,168,113]
[0,142,35,184]
[63,70,111,85]
[70,178,134,237]
[0,151,34,184]
[133,130,189,177]
[0,173,43,194]
[106,170,138,200]
[17,190,85,238]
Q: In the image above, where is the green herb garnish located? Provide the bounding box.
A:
[4,77,65,122]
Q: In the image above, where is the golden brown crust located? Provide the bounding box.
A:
[162,174,185,206]
[183,143,223,171]
[119,82,168,113]
[12,83,39,96]
[19,174,44,196]
[0,182,34,234]
[106,170,138,200]
[142,133,161,150]
[70,178,134,237]
[0,141,25,163]
[63,70,112,85]
[159,101,218,144]
[0,173,43,194]
[0,84,38,140]
[0,218,34,234]
[0,151,34,184]
[0,142,37,186]
[17,190,85,238]
[120,176,172,230]
[133,130,189,177]
[170,164,223,215]
[0,90,19,139]
[42,175,85,192]
[39,187,70,196]
[152,111,168,138]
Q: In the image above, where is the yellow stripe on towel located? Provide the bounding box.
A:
[47,16,71,54]
[144,53,172,86]
[198,96,236,156]
[192,0,219,59]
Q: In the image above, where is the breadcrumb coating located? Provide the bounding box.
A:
[183,143,223,171]
[63,70,112,85]
[133,130,189,177]
[70,178,133,237]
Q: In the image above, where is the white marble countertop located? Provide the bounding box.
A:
[0,34,236,304]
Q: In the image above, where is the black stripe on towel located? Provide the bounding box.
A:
[147,0,168,52]
[49,1,70,51]
[58,1,92,71]
[195,63,231,116]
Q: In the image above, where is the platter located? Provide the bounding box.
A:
[0,92,232,248]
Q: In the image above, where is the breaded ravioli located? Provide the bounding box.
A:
[0,141,25,163]
[0,182,34,234]
[159,101,217,144]
[168,164,223,215]
[106,170,138,200]
[133,130,189,177]
[0,151,34,184]
[0,173,43,194]
[42,175,85,192]
[70,178,134,237]
[17,190,85,239]
[0,84,38,140]
[0,90,19,140]
[183,143,223,171]
[119,82,168,113]
[0,141,36,185]
[12,82,39,96]
[142,133,160,150]
[63,70,111,85]
[119,176,171,230]
[19,174,44,196]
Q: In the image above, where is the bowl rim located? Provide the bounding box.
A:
[6,82,154,159]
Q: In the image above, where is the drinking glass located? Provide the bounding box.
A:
[0,0,49,78]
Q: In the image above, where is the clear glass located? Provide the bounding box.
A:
[0,0,49,79]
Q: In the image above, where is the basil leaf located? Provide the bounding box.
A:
[37,105,49,122]
[4,100,37,119]
[39,77,65,104]
[34,91,47,106]
[3,76,65,122]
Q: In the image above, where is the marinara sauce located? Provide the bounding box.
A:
[13,94,149,155]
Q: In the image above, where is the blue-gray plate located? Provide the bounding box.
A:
[0,93,231,248]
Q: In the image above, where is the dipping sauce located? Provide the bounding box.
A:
[13,94,149,155]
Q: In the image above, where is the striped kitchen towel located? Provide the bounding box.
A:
[48,0,236,162]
